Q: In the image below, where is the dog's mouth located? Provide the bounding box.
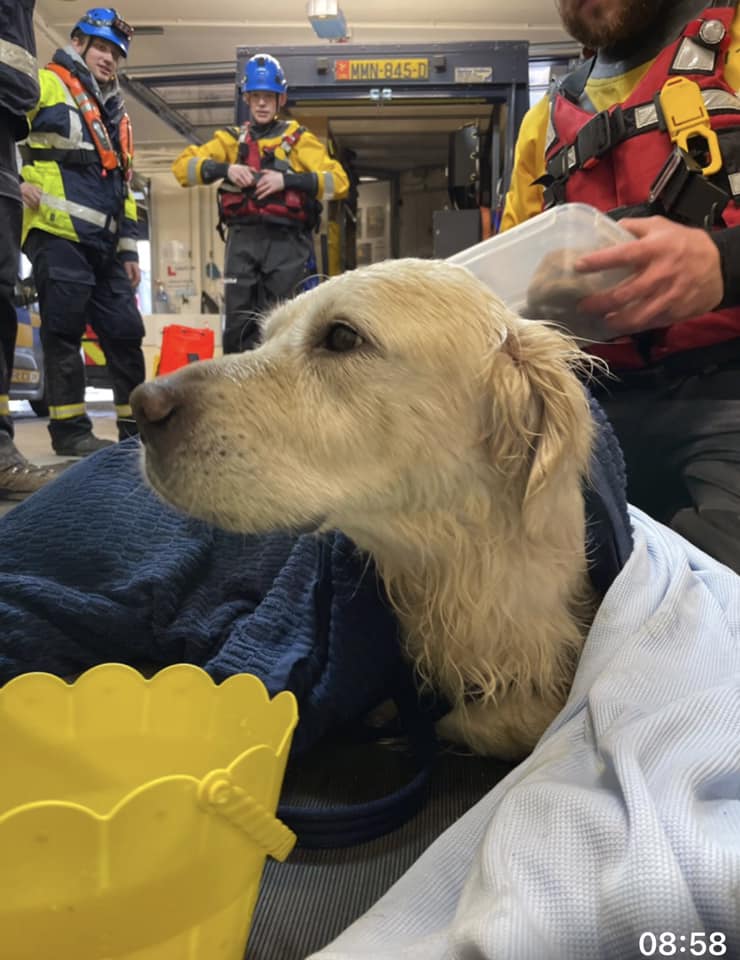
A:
[138,450,185,511]
[141,446,329,536]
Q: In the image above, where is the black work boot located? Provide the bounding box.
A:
[51,432,115,458]
[0,434,66,501]
[49,415,115,458]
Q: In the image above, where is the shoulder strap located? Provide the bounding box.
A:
[45,61,119,171]
[119,111,134,174]
[556,57,595,105]
[238,122,261,167]
[281,125,305,154]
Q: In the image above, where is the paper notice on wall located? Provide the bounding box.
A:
[162,240,188,265]
[160,240,195,297]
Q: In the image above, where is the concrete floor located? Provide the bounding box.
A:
[2,390,119,519]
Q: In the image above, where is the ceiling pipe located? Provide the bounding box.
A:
[122,61,236,79]
[47,16,571,33]
[117,74,204,144]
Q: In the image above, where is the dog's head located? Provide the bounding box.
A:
[132,259,593,544]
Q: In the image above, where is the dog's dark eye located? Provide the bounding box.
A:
[322,322,364,353]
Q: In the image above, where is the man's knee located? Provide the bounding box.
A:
[39,279,91,339]
[30,245,93,339]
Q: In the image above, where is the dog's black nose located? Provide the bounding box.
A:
[130,380,178,439]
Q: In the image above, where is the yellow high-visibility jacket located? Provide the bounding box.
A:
[20,49,138,260]
[172,119,349,211]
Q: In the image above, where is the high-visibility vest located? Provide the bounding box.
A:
[20,56,139,254]
[45,62,133,180]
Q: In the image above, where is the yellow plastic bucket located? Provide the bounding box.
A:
[0,663,298,960]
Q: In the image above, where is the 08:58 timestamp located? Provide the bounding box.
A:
[639,932,727,956]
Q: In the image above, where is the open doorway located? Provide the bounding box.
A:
[294,102,498,264]
[236,42,529,270]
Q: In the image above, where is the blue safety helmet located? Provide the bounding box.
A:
[242,54,287,95]
[73,7,134,58]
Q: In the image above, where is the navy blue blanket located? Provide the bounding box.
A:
[0,441,405,757]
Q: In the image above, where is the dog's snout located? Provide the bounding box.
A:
[130,380,179,440]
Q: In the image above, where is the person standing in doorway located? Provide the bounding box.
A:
[172,53,350,353]
[20,7,145,457]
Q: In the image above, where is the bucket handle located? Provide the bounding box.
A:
[198,770,296,861]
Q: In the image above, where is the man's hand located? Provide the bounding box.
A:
[574,216,724,335]
[123,260,141,288]
[227,164,257,188]
[20,182,41,210]
[253,169,285,200]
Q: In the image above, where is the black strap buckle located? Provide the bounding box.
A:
[649,146,729,227]
[545,149,570,182]
[540,176,567,209]
[576,107,627,169]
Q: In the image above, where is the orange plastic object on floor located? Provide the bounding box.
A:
[157,324,215,376]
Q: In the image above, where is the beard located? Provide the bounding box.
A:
[556,0,666,50]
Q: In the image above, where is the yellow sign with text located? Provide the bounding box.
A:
[11,369,40,385]
[334,58,430,82]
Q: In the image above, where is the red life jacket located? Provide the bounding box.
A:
[46,62,134,181]
[543,1,740,370]
[217,122,318,229]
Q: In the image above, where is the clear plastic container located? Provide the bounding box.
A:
[447,203,635,341]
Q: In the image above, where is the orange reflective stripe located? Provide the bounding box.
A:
[118,111,134,179]
[119,113,133,160]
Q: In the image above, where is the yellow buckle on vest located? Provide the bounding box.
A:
[659,76,722,176]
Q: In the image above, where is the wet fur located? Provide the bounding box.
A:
[135,259,598,758]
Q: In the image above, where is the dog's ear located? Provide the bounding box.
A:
[485,318,593,536]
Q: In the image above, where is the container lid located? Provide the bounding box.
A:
[449,203,635,341]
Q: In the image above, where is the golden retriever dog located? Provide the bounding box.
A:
[131,259,598,759]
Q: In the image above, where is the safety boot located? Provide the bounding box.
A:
[0,436,67,501]
[52,433,115,458]
[49,414,115,458]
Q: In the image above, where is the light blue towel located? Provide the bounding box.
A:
[312,507,740,960]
